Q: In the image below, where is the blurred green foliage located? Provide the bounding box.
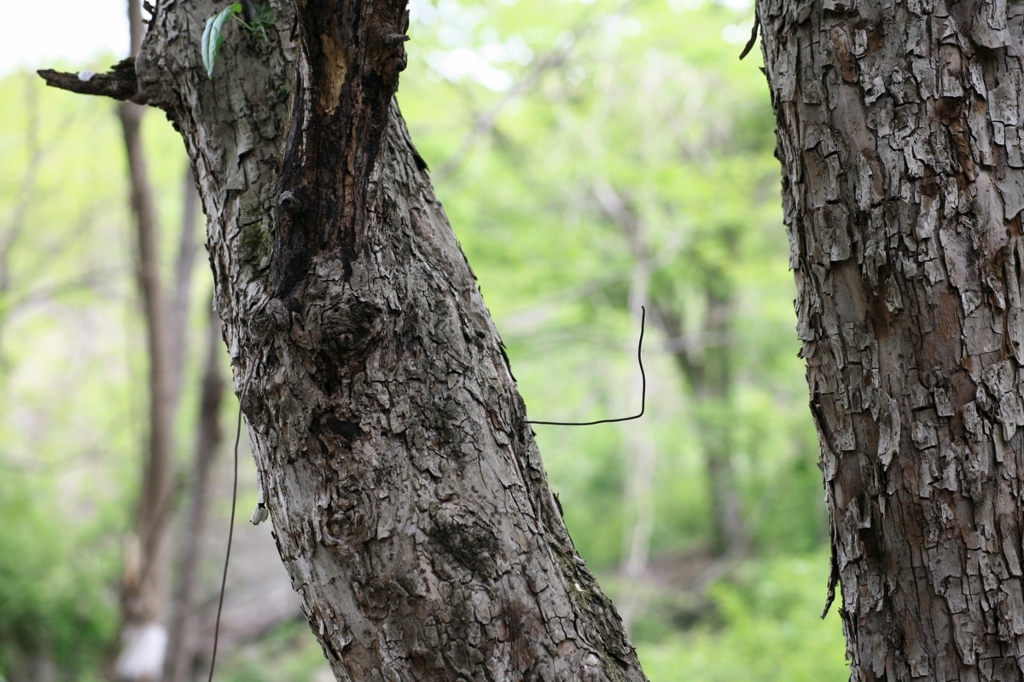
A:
[216,621,331,682]
[0,70,129,681]
[637,553,849,681]
[0,0,848,680]
[0,470,117,677]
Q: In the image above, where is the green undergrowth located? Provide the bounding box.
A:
[216,620,331,682]
[634,553,849,682]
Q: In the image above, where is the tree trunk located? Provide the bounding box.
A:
[168,167,202,410]
[116,90,176,682]
[42,1,648,679]
[758,0,1024,678]
[117,100,176,681]
[689,283,747,558]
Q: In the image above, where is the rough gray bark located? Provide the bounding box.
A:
[757,0,1024,678]
[43,1,648,679]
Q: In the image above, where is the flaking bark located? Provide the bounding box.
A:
[41,1,649,679]
[757,0,1024,677]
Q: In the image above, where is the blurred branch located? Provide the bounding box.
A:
[433,1,638,183]
[3,269,125,311]
[433,53,569,182]
[37,58,144,103]
[661,330,735,354]
[498,276,621,331]
[0,75,43,373]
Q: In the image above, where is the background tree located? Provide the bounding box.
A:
[400,0,826,607]
[114,2,179,677]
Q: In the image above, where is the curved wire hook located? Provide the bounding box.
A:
[527,306,646,426]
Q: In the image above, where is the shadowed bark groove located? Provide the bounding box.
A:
[757,0,1024,678]
[38,0,649,679]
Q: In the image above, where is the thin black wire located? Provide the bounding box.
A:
[207,354,259,682]
[527,305,646,426]
[205,406,239,682]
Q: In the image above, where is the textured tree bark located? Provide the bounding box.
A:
[42,1,649,679]
[757,0,1024,678]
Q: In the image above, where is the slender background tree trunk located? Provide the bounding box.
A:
[758,0,1024,678]
[164,298,225,682]
[595,181,749,559]
[116,85,176,682]
[116,5,201,678]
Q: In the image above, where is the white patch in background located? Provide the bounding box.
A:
[115,622,168,681]
[427,48,514,91]
[722,23,753,44]
[408,0,440,26]
[0,0,129,76]
[479,31,534,66]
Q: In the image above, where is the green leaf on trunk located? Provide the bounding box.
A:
[201,3,242,78]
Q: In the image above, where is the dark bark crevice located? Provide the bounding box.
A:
[272,0,410,297]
